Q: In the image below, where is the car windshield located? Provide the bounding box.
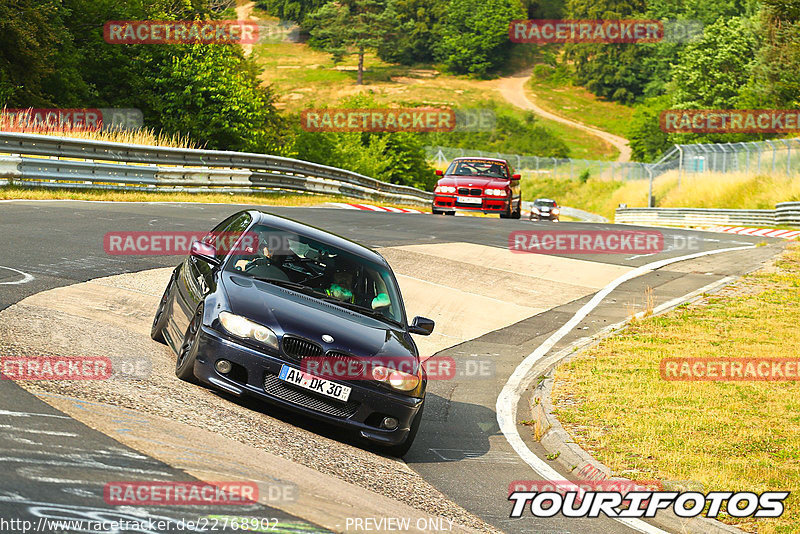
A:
[224,224,404,325]
[535,200,557,207]
[446,159,508,178]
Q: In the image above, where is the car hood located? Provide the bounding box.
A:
[221,272,415,358]
[438,176,509,189]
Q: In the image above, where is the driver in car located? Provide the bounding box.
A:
[326,270,356,303]
[234,232,297,273]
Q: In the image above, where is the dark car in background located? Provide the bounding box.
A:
[432,157,522,218]
[151,210,435,456]
[530,198,560,221]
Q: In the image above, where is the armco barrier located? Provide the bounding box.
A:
[0,132,433,205]
[615,207,779,227]
[776,202,800,226]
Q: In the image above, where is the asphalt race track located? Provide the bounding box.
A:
[0,200,784,534]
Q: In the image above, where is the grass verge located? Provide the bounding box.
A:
[525,75,635,140]
[0,186,429,211]
[520,170,800,221]
[552,243,800,533]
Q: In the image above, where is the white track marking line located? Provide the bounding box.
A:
[0,425,77,437]
[0,265,34,285]
[0,410,71,419]
[497,244,755,534]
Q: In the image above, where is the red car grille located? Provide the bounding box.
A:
[457,188,482,196]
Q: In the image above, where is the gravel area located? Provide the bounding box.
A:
[0,268,501,533]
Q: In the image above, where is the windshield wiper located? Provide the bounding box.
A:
[250,276,327,298]
[320,297,402,327]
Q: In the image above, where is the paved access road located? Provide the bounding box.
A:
[0,201,782,534]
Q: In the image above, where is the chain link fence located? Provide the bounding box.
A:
[427,139,800,181]
[672,139,800,179]
[425,145,672,181]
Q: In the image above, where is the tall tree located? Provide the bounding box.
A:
[256,0,328,26]
[563,0,648,103]
[307,0,398,85]
[434,0,524,77]
[742,0,800,108]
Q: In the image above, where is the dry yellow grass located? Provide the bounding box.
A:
[552,243,800,533]
[1,123,199,149]
[0,185,429,211]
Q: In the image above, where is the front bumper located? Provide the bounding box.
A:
[193,326,423,446]
[433,194,509,213]
[530,212,559,220]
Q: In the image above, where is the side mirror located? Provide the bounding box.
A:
[190,240,221,266]
[511,174,521,180]
[435,170,443,176]
[409,316,435,336]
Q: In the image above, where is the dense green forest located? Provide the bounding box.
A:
[2,0,798,190]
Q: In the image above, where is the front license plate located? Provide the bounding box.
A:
[278,365,351,402]
[457,196,482,204]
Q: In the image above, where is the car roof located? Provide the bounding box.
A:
[451,157,509,164]
[248,210,389,266]
[535,198,556,203]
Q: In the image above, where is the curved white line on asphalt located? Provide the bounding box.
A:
[497,245,756,534]
[0,265,34,285]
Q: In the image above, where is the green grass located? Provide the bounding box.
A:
[551,244,800,533]
[526,73,635,140]
[250,25,620,160]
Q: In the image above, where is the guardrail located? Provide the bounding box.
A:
[615,207,783,227]
[776,202,800,226]
[0,132,433,205]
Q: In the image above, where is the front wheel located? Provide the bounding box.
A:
[382,403,424,458]
[176,306,203,382]
[151,274,174,343]
[511,200,521,220]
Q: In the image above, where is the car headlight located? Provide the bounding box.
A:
[486,189,509,196]
[219,311,278,350]
[371,365,420,392]
[439,186,455,194]
[533,207,540,213]
[552,208,560,215]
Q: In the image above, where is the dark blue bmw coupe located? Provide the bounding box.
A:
[151,210,434,456]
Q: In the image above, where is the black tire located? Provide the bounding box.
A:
[176,306,203,382]
[151,275,174,343]
[445,211,455,216]
[382,403,424,458]
[511,200,521,220]
[432,209,442,215]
